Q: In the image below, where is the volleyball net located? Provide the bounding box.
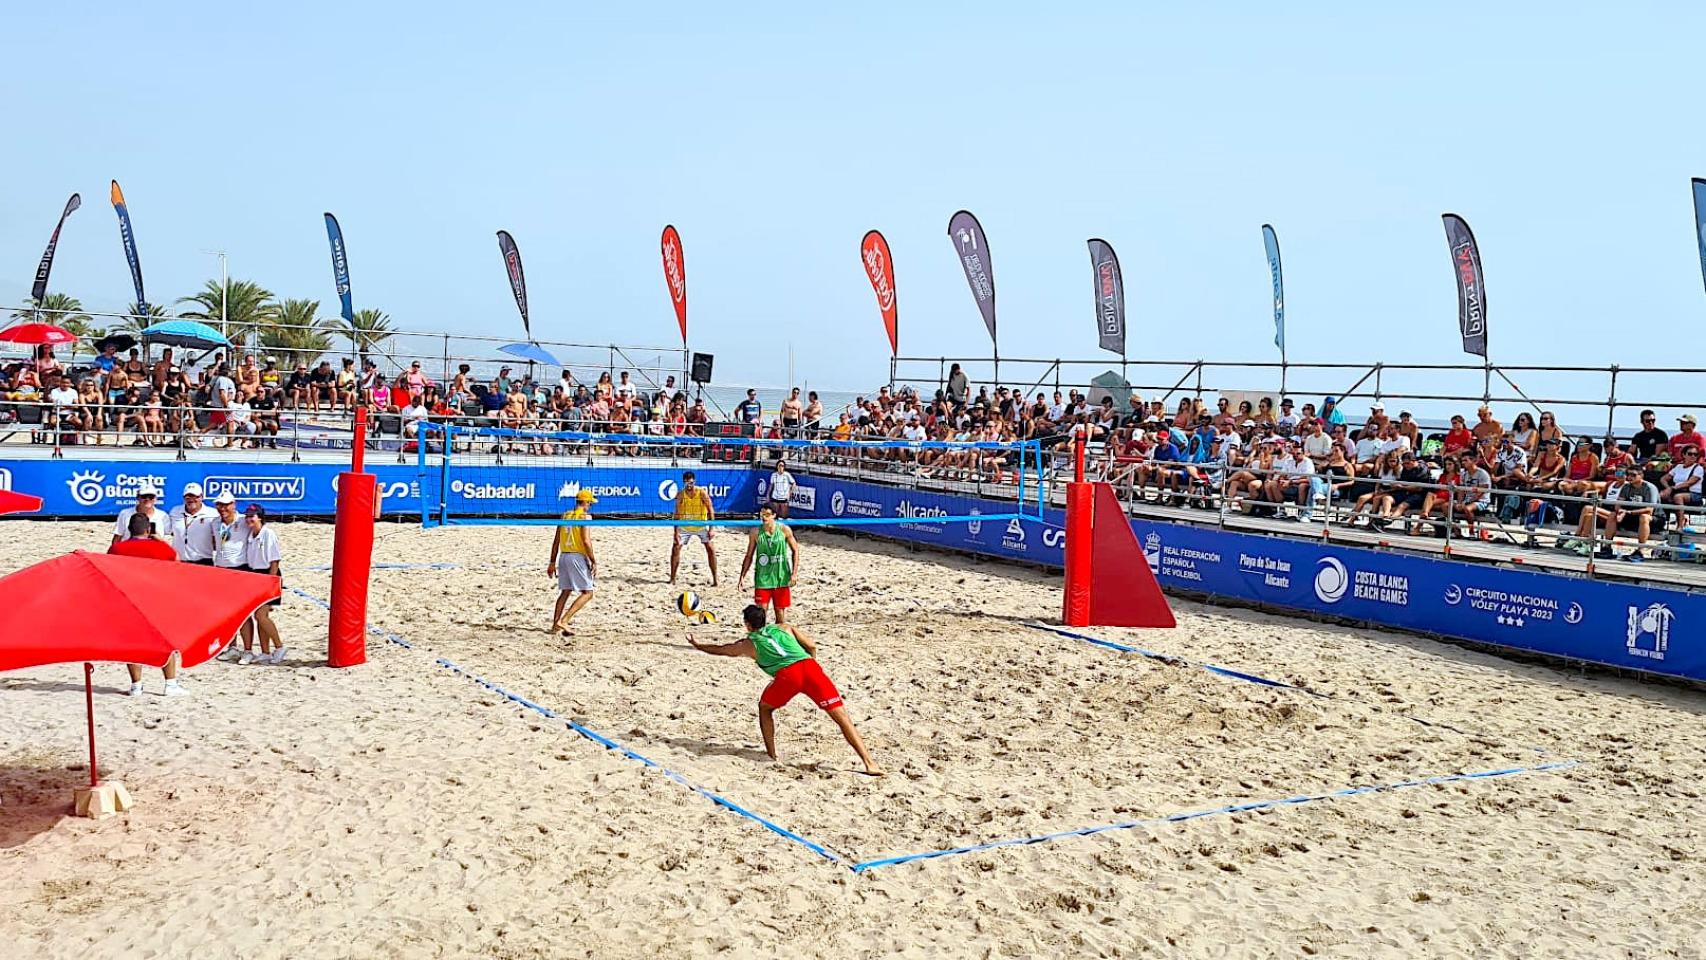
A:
[415,422,1048,529]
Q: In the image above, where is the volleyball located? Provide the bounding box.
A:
[676,591,703,617]
[696,611,718,625]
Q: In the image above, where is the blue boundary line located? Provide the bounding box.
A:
[848,760,1578,871]
[288,587,848,867]
[1028,622,1498,741]
[282,589,1576,873]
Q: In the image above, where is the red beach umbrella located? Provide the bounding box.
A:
[0,322,78,346]
[0,489,44,515]
[0,551,280,786]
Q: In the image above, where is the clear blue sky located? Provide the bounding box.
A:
[5,3,1705,416]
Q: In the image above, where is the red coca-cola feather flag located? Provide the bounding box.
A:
[861,230,898,355]
[660,225,687,345]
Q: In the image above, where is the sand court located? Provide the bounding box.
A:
[292,525,1564,869]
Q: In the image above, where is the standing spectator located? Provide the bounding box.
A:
[1630,409,1669,461]
[780,388,804,436]
[734,388,763,425]
[108,512,188,697]
[1672,415,1705,456]
[110,486,172,549]
[46,373,78,435]
[945,363,969,404]
[767,460,796,519]
[170,483,219,564]
[242,505,286,663]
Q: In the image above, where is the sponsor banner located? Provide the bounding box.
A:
[1692,179,1706,296]
[32,193,82,303]
[110,181,149,316]
[796,476,1705,683]
[946,210,997,345]
[1442,213,1488,358]
[496,230,531,340]
[861,230,898,355]
[1086,238,1125,356]
[1261,224,1284,356]
[661,225,687,345]
[324,212,355,324]
[0,458,756,520]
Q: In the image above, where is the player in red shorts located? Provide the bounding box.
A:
[739,504,799,623]
[688,604,882,776]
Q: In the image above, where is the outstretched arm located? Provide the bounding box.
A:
[687,635,754,659]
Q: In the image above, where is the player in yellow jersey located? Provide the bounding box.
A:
[546,489,599,636]
[669,470,719,586]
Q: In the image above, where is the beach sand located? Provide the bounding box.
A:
[1,519,1702,959]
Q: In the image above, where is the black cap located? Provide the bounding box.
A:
[244,504,267,519]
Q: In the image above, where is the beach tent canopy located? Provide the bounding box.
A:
[1088,370,1133,410]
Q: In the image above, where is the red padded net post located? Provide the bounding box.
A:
[327,407,374,667]
[1061,481,1175,629]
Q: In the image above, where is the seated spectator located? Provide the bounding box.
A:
[1672,414,1705,457]
[1575,464,1660,561]
[75,378,106,443]
[1508,411,1539,456]
[372,381,396,413]
[45,373,78,434]
[1266,440,1316,520]
[1319,396,1346,427]
[1381,451,1435,526]
[1557,438,1601,499]
[1659,445,1704,529]
[1472,405,1503,444]
[402,393,430,438]
[224,395,259,448]
[1536,411,1566,448]
[250,387,279,447]
[1630,409,1668,462]
[259,356,282,395]
[1395,410,1421,449]
[286,362,312,409]
[1441,415,1474,457]
[1598,439,1636,492]
[309,360,337,412]
[236,354,261,400]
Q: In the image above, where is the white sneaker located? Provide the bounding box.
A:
[127,682,145,697]
[266,647,288,665]
[238,651,257,665]
[162,680,187,696]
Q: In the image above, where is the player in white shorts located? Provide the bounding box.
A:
[669,470,718,586]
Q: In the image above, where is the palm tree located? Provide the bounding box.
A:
[119,302,170,335]
[334,307,396,367]
[259,298,332,367]
[176,278,277,347]
[10,293,97,353]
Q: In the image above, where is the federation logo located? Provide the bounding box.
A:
[1313,557,1349,604]
[1565,602,1584,625]
[966,508,983,537]
[1143,532,1161,572]
[830,491,846,516]
[1626,603,1674,661]
[1443,584,1462,605]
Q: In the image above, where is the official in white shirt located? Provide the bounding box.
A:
[766,460,796,519]
[110,485,173,550]
[241,504,287,665]
[169,482,219,564]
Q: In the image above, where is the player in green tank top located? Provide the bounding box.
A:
[739,504,800,623]
[687,603,881,776]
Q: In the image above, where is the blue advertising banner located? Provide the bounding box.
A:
[0,458,757,521]
[794,477,1704,683]
[1262,224,1284,356]
[324,212,354,324]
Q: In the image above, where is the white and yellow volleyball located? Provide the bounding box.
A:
[695,611,719,625]
[676,591,703,617]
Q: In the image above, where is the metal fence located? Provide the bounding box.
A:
[889,355,1706,439]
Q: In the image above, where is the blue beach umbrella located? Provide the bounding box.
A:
[140,319,231,350]
[498,341,561,367]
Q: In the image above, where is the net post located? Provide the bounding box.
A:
[328,405,374,668]
[1073,426,1086,484]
